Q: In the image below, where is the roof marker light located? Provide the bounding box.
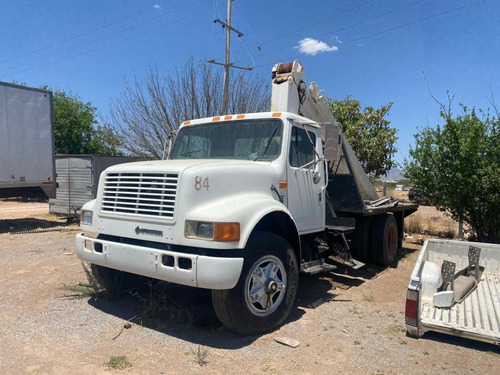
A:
[272,112,282,117]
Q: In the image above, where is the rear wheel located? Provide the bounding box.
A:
[349,216,372,262]
[371,214,398,266]
[212,232,298,335]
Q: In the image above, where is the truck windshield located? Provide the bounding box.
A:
[170,119,283,161]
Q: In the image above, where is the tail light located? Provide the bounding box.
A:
[405,289,418,326]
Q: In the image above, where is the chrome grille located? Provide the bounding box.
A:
[101,172,178,219]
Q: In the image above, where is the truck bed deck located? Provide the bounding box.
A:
[421,272,500,344]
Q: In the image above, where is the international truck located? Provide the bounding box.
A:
[76,61,417,335]
[0,81,55,199]
[405,239,500,345]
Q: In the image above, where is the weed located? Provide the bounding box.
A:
[404,207,459,238]
[192,345,208,366]
[349,306,362,315]
[362,292,375,302]
[388,325,406,333]
[81,262,107,297]
[105,355,132,370]
[487,351,500,358]
[354,340,361,345]
[423,350,430,356]
[60,283,93,297]
[400,340,407,345]
[132,281,194,329]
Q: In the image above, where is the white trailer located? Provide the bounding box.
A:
[0,81,55,199]
[76,61,416,335]
[405,239,500,345]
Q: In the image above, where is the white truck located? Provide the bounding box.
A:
[0,81,56,199]
[405,239,500,345]
[76,61,417,335]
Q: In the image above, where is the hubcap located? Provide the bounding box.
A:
[245,255,287,316]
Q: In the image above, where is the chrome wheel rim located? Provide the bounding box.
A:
[244,255,287,316]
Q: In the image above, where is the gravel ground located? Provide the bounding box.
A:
[0,201,499,374]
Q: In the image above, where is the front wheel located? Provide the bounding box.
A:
[212,232,298,335]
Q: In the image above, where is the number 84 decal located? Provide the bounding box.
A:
[194,176,210,191]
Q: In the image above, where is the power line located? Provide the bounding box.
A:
[1,2,212,79]
[0,1,165,66]
[0,0,204,73]
[0,13,168,74]
[214,0,377,64]
[234,0,426,66]
[251,0,486,70]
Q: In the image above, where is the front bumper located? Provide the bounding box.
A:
[76,233,244,290]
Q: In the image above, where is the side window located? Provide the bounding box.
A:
[289,127,316,167]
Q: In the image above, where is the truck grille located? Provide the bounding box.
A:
[101,172,178,219]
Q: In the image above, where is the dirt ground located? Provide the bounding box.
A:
[0,201,499,375]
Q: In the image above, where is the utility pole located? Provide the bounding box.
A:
[208,0,253,115]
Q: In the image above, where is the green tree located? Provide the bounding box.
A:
[404,103,500,243]
[330,95,397,178]
[52,90,121,155]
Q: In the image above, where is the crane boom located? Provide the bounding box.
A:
[270,60,378,201]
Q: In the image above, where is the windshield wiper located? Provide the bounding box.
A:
[178,149,200,158]
[251,125,279,161]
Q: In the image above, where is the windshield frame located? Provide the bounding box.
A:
[169,118,284,161]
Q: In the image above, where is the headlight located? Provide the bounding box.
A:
[185,220,240,242]
[80,210,93,226]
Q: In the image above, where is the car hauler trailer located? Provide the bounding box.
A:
[0,81,55,199]
[76,61,417,335]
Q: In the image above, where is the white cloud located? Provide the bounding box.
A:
[296,38,338,56]
[153,4,161,9]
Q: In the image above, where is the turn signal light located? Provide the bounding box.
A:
[214,222,240,242]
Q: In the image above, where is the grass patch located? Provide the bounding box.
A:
[105,355,132,370]
[82,262,107,297]
[362,292,374,302]
[404,207,459,238]
[388,325,406,333]
[132,282,194,329]
[61,283,94,296]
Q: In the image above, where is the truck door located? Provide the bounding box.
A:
[287,124,325,233]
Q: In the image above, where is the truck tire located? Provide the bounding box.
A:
[212,232,298,335]
[90,264,149,299]
[371,214,398,266]
[350,217,371,262]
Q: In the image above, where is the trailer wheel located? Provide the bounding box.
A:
[350,217,372,262]
[212,232,298,335]
[371,214,398,266]
[90,264,149,299]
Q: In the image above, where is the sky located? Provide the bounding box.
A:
[1,0,498,165]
